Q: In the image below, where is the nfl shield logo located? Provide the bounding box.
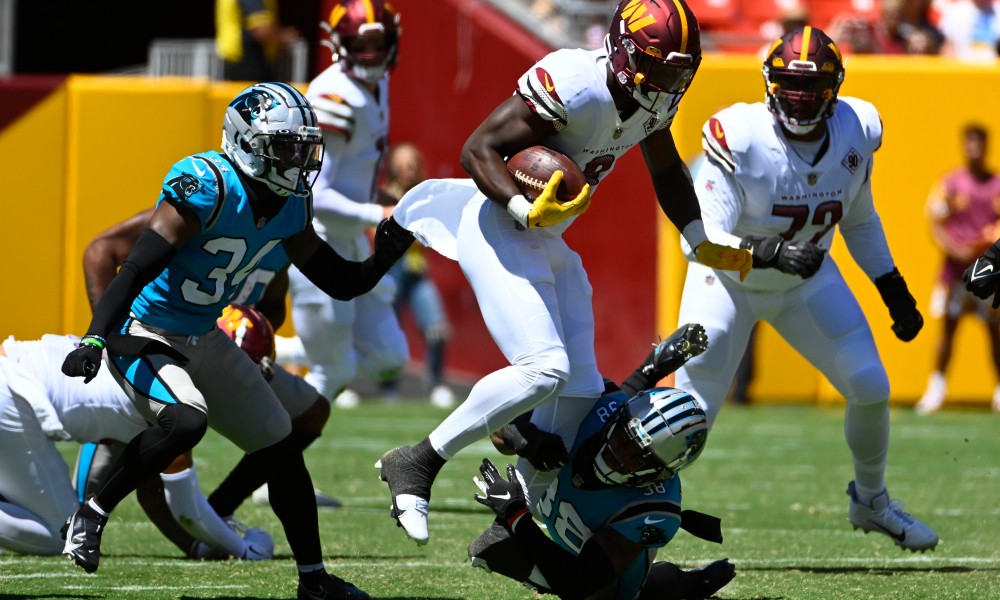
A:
[807,173,817,186]
[705,275,715,286]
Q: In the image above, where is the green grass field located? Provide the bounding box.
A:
[2,402,999,600]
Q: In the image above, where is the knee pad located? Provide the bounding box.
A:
[847,365,890,406]
[155,404,209,452]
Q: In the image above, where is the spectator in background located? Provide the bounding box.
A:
[939,0,1000,61]
[381,143,457,409]
[830,0,941,55]
[216,0,302,82]
[917,123,1000,414]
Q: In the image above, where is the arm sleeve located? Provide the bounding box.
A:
[507,515,617,600]
[680,157,746,260]
[652,159,703,239]
[292,241,393,301]
[85,229,177,337]
[837,170,896,280]
[310,131,384,227]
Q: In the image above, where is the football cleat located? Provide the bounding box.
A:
[847,481,939,552]
[677,559,737,600]
[60,506,108,573]
[375,446,432,545]
[298,570,371,600]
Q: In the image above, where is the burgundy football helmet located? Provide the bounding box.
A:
[606,0,702,115]
[762,26,846,135]
[216,305,275,363]
[321,0,401,85]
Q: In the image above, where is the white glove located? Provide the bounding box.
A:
[240,527,275,560]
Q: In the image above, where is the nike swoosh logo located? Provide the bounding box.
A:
[644,516,665,525]
[192,161,206,177]
[489,492,511,500]
[867,520,906,542]
[973,261,995,280]
[543,73,555,93]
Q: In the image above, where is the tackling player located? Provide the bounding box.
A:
[672,26,937,552]
[283,0,409,409]
[376,0,752,546]
[469,323,736,600]
[59,82,414,600]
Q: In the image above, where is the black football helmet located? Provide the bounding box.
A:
[762,26,845,135]
[606,0,702,115]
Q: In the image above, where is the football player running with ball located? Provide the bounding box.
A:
[377,0,752,546]
[672,26,938,552]
[59,82,414,600]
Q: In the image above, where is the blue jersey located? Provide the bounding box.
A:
[228,244,291,307]
[537,390,682,600]
[129,151,310,335]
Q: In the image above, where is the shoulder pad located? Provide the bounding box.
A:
[160,154,225,232]
[701,104,755,173]
[516,51,585,132]
[310,92,356,141]
[838,97,883,153]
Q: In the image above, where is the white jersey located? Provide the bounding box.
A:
[516,48,676,236]
[1,334,147,443]
[306,64,389,241]
[395,48,678,252]
[691,97,895,292]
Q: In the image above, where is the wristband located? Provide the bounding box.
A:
[506,506,531,530]
[80,335,107,350]
[682,220,709,252]
[506,195,532,229]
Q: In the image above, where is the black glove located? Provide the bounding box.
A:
[61,335,106,383]
[740,235,826,278]
[496,420,568,471]
[874,268,923,342]
[473,459,529,525]
[373,216,415,265]
[964,240,1000,308]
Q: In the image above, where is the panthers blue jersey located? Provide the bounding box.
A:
[537,390,683,600]
[128,151,310,335]
[228,244,291,308]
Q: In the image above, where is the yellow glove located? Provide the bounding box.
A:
[695,241,753,282]
[508,171,592,229]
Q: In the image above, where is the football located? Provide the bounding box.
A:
[506,145,587,203]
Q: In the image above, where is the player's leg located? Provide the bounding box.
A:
[918,281,965,414]
[378,198,570,544]
[289,296,358,405]
[200,329,368,598]
[519,243,604,507]
[353,279,410,394]
[0,384,79,554]
[408,273,454,407]
[672,263,756,427]
[65,324,210,572]
[769,261,937,551]
[638,559,736,600]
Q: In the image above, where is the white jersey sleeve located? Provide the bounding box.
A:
[836,98,895,280]
[681,154,745,259]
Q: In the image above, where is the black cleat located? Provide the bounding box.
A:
[680,559,736,600]
[298,571,372,600]
[60,507,107,574]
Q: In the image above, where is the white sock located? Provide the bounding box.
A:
[161,467,246,558]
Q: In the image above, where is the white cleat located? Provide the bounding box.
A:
[375,447,432,545]
[847,481,939,552]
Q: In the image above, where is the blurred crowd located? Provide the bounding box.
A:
[513,0,1000,61]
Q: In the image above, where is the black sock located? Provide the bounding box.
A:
[208,428,320,517]
[258,435,322,565]
[96,404,207,511]
[413,438,446,479]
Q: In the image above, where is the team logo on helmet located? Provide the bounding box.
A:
[230,90,281,126]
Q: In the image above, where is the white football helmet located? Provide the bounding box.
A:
[221,82,324,197]
[592,387,708,487]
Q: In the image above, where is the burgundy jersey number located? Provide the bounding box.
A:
[772,201,843,243]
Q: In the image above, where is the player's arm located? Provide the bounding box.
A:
[460,95,555,206]
[254,266,289,330]
[282,219,413,301]
[83,208,154,309]
[63,201,199,382]
[643,128,750,280]
[473,459,641,600]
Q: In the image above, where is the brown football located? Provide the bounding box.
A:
[506,145,586,203]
